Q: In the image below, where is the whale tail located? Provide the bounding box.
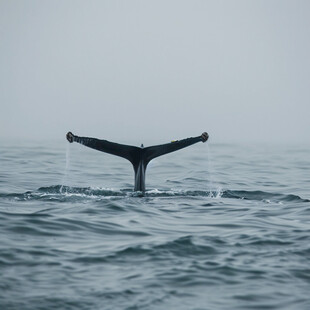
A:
[66,132,207,191]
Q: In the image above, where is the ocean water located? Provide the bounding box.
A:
[0,140,310,310]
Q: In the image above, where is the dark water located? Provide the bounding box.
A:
[1,140,310,310]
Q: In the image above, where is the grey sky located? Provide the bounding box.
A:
[1,0,309,144]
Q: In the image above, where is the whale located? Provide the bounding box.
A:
[66,132,209,191]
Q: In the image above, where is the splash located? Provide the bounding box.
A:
[2,186,308,203]
[204,143,222,197]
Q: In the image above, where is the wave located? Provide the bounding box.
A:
[0,185,308,203]
[71,235,218,265]
[221,190,309,203]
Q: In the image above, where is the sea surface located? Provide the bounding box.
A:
[0,140,310,310]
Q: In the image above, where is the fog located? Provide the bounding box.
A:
[1,0,309,145]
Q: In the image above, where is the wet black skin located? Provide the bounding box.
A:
[66,132,209,192]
